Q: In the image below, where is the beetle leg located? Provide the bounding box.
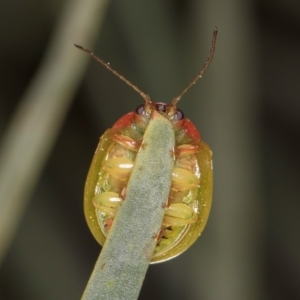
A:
[102,157,134,181]
[171,168,200,191]
[93,191,122,217]
[153,226,172,243]
[153,229,164,243]
[113,134,140,151]
[163,203,197,226]
[175,144,199,156]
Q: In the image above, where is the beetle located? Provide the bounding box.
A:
[76,28,216,263]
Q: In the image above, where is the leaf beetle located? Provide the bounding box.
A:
[76,28,216,263]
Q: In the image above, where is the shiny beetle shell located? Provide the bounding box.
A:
[84,105,213,263]
[80,28,217,263]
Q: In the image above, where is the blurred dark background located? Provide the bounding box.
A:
[0,0,300,299]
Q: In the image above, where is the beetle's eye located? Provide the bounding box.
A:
[136,105,145,115]
[174,109,184,120]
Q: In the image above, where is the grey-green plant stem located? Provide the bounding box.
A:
[82,112,175,300]
[0,0,110,264]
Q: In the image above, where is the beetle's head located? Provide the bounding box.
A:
[133,101,184,132]
[135,101,184,121]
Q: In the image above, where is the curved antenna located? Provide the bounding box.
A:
[74,44,150,105]
[172,27,218,107]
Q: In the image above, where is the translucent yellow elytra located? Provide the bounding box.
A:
[77,28,216,263]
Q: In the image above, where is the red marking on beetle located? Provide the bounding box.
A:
[120,187,126,199]
[112,112,135,132]
[104,218,114,231]
[182,118,201,144]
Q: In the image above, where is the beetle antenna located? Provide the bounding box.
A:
[172,28,218,107]
[74,44,151,105]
